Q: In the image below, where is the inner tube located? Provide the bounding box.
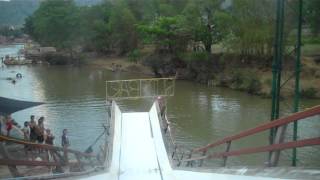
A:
[16,73,22,78]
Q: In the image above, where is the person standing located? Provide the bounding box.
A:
[61,129,70,164]
[61,129,70,148]
[36,117,45,144]
[21,121,30,140]
[5,115,13,137]
[45,129,55,145]
[29,115,37,142]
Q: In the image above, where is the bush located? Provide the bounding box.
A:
[128,49,141,63]
[230,70,262,95]
[44,53,69,65]
[231,70,244,89]
[301,87,317,98]
[179,52,209,63]
[246,77,262,94]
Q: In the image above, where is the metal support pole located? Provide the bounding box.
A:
[269,0,285,163]
[292,0,303,167]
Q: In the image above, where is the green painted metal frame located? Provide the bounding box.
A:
[182,105,320,165]
[270,0,303,166]
[292,0,303,167]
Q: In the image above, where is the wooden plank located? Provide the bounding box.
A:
[193,105,320,153]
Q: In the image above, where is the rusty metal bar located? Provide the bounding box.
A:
[193,105,320,153]
[183,137,320,162]
[0,135,96,158]
[222,141,232,166]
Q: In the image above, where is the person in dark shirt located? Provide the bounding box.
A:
[45,129,55,145]
[61,129,70,148]
[29,115,37,142]
[36,117,45,143]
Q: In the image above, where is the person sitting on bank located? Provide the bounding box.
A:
[45,129,55,145]
[61,129,70,148]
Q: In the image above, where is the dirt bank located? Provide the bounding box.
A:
[85,54,320,99]
[86,55,154,75]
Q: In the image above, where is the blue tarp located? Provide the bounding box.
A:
[0,96,43,115]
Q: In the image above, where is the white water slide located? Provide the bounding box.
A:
[82,101,287,180]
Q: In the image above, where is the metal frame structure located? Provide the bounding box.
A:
[0,134,106,178]
[106,78,175,100]
[270,0,303,166]
[181,105,320,167]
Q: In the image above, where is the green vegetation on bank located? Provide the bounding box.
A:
[21,0,320,98]
[23,0,320,55]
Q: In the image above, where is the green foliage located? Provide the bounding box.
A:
[179,52,209,62]
[231,70,262,95]
[0,26,23,38]
[301,87,317,98]
[108,1,138,54]
[305,0,320,35]
[25,0,81,49]
[138,16,190,53]
[128,49,141,63]
[183,0,228,53]
[302,36,320,44]
[22,0,319,64]
[222,0,276,57]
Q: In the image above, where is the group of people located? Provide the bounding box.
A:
[1,114,70,148]
[21,115,55,145]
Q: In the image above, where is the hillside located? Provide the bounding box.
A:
[0,0,39,27]
[0,0,103,27]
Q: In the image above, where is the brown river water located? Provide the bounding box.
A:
[0,44,319,168]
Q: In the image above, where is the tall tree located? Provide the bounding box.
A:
[26,0,81,50]
[305,0,320,35]
[108,1,138,54]
[183,0,228,53]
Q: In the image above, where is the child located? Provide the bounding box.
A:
[21,121,30,140]
[45,129,55,145]
[61,129,70,148]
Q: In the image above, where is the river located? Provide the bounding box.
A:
[0,44,319,167]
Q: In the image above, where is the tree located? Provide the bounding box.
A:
[108,1,138,54]
[223,0,276,57]
[138,16,191,54]
[305,0,320,35]
[25,0,81,50]
[182,0,228,53]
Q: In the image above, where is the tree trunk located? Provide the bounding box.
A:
[205,43,211,53]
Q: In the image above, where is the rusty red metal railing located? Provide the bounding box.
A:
[0,135,103,178]
[181,105,320,167]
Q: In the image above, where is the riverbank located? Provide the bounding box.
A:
[84,53,320,99]
[86,55,154,75]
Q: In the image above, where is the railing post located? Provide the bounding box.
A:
[177,151,185,167]
[75,153,84,171]
[63,147,69,165]
[222,141,232,167]
[199,150,207,167]
[0,142,21,177]
[172,145,177,159]
[186,150,193,167]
